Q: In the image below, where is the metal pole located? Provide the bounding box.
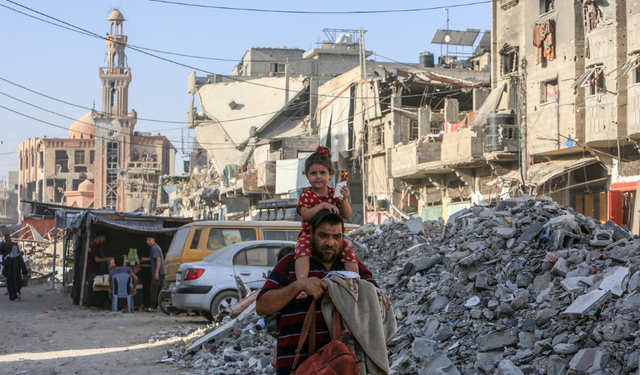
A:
[52,213,58,289]
[79,226,91,308]
[61,212,68,295]
[359,28,368,224]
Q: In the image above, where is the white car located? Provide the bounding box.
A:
[170,240,294,320]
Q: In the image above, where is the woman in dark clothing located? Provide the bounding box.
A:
[2,244,27,301]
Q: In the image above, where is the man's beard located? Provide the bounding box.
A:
[311,238,342,264]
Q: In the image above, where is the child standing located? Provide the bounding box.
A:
[295,146,359,298]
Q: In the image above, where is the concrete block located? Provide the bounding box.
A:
[477,329,518,352]
[599,267,630,297]
[551,258,569,277]
[562,289,610,316]
[518,222,543,243]
[568,348,610,374]
[560,276,594,293]
[589,230,613,247]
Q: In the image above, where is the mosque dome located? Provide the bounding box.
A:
[108,9,125,22]
[78,180,95,192]
[69,112,95,139]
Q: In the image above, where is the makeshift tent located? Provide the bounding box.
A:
[65,210,192,307]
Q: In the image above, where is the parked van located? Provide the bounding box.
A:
[165,220,359,283]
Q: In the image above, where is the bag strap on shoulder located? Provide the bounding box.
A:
[291,300,317,370]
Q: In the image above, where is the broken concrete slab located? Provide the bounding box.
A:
[405,216,424,234]
[496,359,524,375]
[477,329,518,352]
[562,289,611,316]
[598,267,630,297]
[518,222,544,243]
[560,276,594,293]
[601,220,632,241]
[568,348,610,375]
[551,257,569,277]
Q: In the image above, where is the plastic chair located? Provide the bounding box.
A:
[112,273,133,313]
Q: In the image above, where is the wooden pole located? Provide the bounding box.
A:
[633,181,640,235]
[78,225,92,308]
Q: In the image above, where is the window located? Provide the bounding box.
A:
[55,150,69,173]
[262,229,299,242]
[151,154,158,162]
[75,150,85,165]
[206,228,256,251]
[142,152,148,162]
[571,66,604,95]
[270,63,285,74]
[90,150,95,164]
[588,69,604,96]
[131,152,139,162]
[410,120,419,140]
[430,121,443,134]
[499,44,519,76]
[541,79,558,103]
[540,0,554,14]
[372,125,384,146]
[233,247,279,267]
[190,229,202,249]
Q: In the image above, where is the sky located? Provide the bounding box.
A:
[0,0,491,183]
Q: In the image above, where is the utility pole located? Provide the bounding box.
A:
[359,28,368,224]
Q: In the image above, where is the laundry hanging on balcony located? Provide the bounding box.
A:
[534,18,555,65]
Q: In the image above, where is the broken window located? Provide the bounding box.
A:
[55,150,69,173]
[270,63,285,74]
[540,0,554,14]
[75,150,85,165]
[372,125,384,146]
[54,179,66,203]
[90,150,95,164]
[72,179,83,191]
[499,44,519,76]
[131,151,139,162]
[570,66,604,96]
[39,151,43,167]
[584,2,599,32]
[410,120,419,141]
[430,121,443,134]
[541,79,558,103]
[142,152,148,162]
[151,154,158,163]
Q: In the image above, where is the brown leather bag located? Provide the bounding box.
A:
[291,300,361,374]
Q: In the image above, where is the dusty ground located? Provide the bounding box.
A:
[0,283,208,375]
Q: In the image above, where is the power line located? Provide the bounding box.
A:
[2,1,393,100]
[147,0,491,14]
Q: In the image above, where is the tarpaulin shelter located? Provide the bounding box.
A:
[65,210,192,306]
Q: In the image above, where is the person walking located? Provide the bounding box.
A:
[2,243,27,302]
[1,234,16,295]
[144,235,165,312]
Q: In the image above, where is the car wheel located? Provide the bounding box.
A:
[210,290,239,316]
[158,289,184,316]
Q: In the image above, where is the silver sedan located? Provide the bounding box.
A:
[170,240,294,320]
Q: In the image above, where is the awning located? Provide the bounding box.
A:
[89,215,180,233]
[487,157,601,186]
[607,53,640,80]
[529,157,601,185]
[570,66,603,89]
[610,181,638,192]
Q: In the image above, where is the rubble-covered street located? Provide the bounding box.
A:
[156,196,640,375]
[0,283,207,375]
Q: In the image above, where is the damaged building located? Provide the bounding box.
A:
[176,30,373,219]
[18,9,175,218]
[490,0,640,232]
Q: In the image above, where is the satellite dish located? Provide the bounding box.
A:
[445,34,451,43]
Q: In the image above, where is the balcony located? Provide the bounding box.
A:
[389,142,442,178]
[440,127,485,167]
[584,94,621,147]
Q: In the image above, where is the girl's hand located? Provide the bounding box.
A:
[341,185,350,199]
[322,202,339,213]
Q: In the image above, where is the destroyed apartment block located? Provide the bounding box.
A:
[316,60,495,223]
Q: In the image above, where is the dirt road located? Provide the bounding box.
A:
[0,283,207,375]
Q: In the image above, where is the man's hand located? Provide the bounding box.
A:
[154,274,159,281]
[132,288,137,296]
[296,277,328,300]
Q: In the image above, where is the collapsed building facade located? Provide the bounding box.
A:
[490,0,640,232]
[18,10,175,218]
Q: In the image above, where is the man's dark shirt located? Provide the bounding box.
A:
[257,253,377,375]
[0,241,14,262]
[86,241,102,275]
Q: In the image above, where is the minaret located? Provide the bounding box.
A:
[94,9,137,211]
[100,9,131,118]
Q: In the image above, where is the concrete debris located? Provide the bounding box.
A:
[156,196,640,374]
[346,197,638,375]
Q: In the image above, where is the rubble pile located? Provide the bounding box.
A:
[160,196,640,375]
[348,196,640,375]
[159,304,277,374]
